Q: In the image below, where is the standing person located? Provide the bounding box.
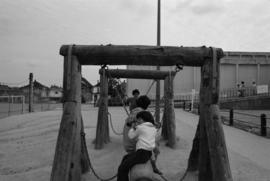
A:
[117,111,158,181]
[252,81,257,95]
[240,81,245,97]
[237,83,241,97]
[126,89,140,112]
[93,94,97,107]
[123,95,162,175]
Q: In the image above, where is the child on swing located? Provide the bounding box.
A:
[117,111,158,181]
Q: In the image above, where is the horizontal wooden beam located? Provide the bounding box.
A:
[99,69,177,80]
[60,45,224,66]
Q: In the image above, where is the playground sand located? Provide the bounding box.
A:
[0,106,270,181]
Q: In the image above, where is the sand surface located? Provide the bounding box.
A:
[0,106,270,181]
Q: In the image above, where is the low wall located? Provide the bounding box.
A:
[220,96,270,110]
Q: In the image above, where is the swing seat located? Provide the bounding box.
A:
[129,160,154,181]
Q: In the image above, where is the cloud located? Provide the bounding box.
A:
[117,0,154,17]
[26,62,38,68]
[190,3,225,15]
[169,0,225,15]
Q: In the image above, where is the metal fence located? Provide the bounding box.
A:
[0,102,62,119]
[219,109,270,138]
[174,87,270,103]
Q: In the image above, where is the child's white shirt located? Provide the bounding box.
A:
[128,122,157,151]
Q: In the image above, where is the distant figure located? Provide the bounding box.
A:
[126,89,140,111]
[252,81,257,95]
[94,94,97,107]
[237,83,241,97]
[240,81,245,97]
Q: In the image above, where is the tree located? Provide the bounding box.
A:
[108,78,126,98]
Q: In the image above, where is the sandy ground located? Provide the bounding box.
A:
[0,106,270,181]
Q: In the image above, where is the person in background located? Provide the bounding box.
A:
[237,83,241,97]
[126,89,140,112]
[117,111,158,181]
[252,81,257,95]
[240,81,245,97]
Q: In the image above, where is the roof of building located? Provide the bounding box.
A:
[20,80,49,89]
[82,77,93,88]
[0,84,10,90]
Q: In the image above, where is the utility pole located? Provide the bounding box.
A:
[155,0,161,123]
[29,73,33,112]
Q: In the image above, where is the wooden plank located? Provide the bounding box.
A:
[60,45,224,66]
[50,48,82,181]
[100,69,176,80]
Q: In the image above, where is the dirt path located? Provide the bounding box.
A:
[0,107,269,181]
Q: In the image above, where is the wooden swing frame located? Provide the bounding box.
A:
[50,44,233,181]
[95,68,177,149]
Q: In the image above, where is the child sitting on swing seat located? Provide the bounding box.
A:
[117,111,158,181]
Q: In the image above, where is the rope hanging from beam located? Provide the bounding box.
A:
[145,80,156,96]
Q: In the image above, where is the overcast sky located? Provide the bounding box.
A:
[1,0,270,87]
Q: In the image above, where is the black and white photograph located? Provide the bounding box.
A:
[0,0,270,181]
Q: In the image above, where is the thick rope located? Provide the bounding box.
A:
[81,132,117,181]
[145,80,156,96]
[108,112,123,135]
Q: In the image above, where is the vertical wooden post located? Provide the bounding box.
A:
[162,79,168,140]
[155,80,161,124]
[50,45,83,181]
[261,114,266,136]
[95,68,110,149]
[198,86,212,180]
[198,48,233,181]
[21,96,24,114]
[186,120,200,171]
[162,74,176,148]
[80,117,90,173]
[8,96,11,116]
[229,109,234,126]
[29,73,33,112]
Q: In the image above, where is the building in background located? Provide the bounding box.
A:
[20,80,49,102]
[0,84,12,96]
[92,81,100,106]
[48,85,62,102]
[81,77,93,103]
[127,51,270,98]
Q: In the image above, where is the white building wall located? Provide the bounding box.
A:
[127,52,270,97]
[260,65,270,85]
[238,64,257,86]
[220,64,236,89]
